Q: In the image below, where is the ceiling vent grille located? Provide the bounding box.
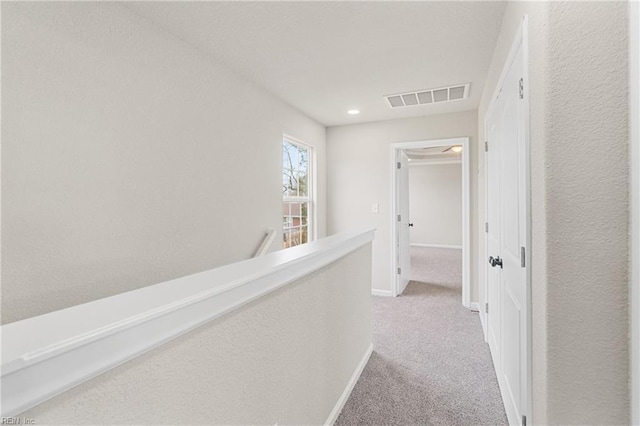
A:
[385,83,470,108]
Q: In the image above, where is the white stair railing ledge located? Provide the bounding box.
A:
[0,228,375,417]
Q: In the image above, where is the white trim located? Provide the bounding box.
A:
[324,343,373,425]
[470,302,480,312]
[630,1,639,424]
[478,303,487,335]
[481,103,489,342]
[254,229,276,257]
[522,16,533,426]
[408,159,462,167]
[410,243,462,250]
[371,289,393,297]
[0,229,375,417]
[390,137,471,311]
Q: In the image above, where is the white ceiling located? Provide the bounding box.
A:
[126,1,506,127]
[405,146,462,161]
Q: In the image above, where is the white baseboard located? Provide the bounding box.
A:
[410,243,462,250]
[469,302,480,312]
[478,308,488,343]
[324,343,373,425]
[371,289,392,297]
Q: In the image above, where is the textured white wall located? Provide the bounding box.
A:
[1,2,326,324]
[20,245,373,424]
[326,111,478,298]
[479,2,629,423]
[631,2,640,424]
[408,164,462,247]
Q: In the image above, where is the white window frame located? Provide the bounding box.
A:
[282,135,314,247]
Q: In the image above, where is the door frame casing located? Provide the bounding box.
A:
[389,137,471,309]
[482,15,531,425]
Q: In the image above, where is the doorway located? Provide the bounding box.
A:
[390,137,471,309]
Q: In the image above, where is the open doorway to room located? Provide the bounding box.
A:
[407,150,463,307]
[390,137,471,309]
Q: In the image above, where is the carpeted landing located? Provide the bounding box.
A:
[335,247,508,426]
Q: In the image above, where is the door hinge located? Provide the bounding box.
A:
[484,141,488,152]
[519,78,524,99]
[485,303,489,314]
[397,214,401,222]
[397,162,401,169]
[521,246,526,268]
[485,222,489,233]
[522,415,527,426]
[397,267,402,275]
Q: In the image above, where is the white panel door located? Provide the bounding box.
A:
[396,150,411,295]
[487,42,528,426]
[498,44,527,426]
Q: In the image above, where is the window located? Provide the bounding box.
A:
[282,137,312,248]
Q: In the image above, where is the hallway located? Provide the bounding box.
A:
[336,247,507,425]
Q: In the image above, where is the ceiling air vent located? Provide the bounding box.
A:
[385,83,470,108]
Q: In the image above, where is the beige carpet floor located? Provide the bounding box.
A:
[335,246,508,426]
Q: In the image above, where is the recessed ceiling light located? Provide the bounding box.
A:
[451,145,463,153]
[347,109,360,115]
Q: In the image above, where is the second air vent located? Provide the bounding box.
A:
[385,83,470,108]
